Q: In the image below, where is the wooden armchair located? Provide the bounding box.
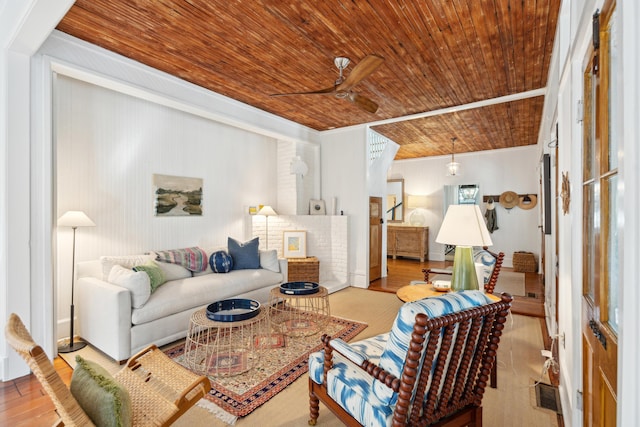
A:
[5,313,210,427]
[422,247,505,294]
[308,291,512,427]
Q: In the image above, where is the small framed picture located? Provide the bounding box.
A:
[309,199,326,215]
[283,230,307,258]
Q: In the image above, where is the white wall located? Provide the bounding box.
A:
[389,146,541,267]
[319,126,369,288]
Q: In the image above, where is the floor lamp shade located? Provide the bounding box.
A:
[58,211,95,353]
[436,205,493,291]
[257,206,277,250]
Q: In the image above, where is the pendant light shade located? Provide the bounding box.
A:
[446,137,460,176]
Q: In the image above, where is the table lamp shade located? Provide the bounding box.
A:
[436,205,492,292]
[58,211,96,228]
[406,195,428,209]
[435,205,492,247]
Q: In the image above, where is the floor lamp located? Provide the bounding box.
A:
[435,205,492,292]
[58,211,96,353]
[257,206,277,250]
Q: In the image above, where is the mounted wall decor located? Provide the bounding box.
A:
[561,172,571,215]
[283,230,307,258]
[309,199,326,215]
[153,174,203,216]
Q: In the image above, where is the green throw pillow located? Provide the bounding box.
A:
[133,261,166,292]
[70,356,132,427]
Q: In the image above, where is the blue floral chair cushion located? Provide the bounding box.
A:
[308,290,493,425]
[474,249,497,284]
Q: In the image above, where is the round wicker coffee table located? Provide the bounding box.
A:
[268,285,330,337]
[184,305,268,377]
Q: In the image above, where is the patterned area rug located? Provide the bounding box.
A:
[163,314,367,423]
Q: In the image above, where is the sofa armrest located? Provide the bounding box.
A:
[278,258,288,280]
[76,277,132,362]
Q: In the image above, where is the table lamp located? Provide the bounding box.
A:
[257,205,277,250]
[406,195,428,226]
[435,205,493,292]
[57,210,96,353]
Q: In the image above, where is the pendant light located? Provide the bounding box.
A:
[446,137,460,176]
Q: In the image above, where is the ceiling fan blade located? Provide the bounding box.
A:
[270,86,336,97]
[349,93,379,114]
[336,54,384,92]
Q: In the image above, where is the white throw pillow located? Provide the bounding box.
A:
[108,265,151,308]
[260,249,280,273]
[100,254,155,281]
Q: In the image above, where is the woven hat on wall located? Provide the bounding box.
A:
[499,191,519,209]
[518,194,538,210]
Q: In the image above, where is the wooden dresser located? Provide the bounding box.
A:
[387,225,429,262]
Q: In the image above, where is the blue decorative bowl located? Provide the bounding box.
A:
[280,281,320,295]
[206,299,261,322]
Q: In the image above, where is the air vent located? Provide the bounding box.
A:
[535,383,562,414]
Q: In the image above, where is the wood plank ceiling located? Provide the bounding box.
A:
[56,0,560,159]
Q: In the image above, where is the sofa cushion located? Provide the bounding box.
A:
[108,265,151,308]
[153,259,192,281]
[133,261,166,292]
[70,355,132,427]
[259,249,279,272]
[228,237,260,270]
[209,250,234,273]
[130,268,283,325]
[100,254,156,281]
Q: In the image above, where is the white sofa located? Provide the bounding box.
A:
[75,250,286,362]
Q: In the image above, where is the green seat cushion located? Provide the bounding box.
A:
[70,356,132,427]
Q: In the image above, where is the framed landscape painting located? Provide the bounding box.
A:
[283,230,307,258]
[153,174,203,216]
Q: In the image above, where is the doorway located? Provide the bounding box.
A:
[369,196,383,282]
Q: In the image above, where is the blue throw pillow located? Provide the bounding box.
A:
[228,237,260,270]
[209,250,234,273]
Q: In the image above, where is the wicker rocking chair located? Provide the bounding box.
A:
[5,313,210,426]
[308,291,512,427]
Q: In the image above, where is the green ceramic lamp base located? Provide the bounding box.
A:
[450,246,479,292]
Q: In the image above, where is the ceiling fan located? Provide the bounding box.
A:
[271,54,384,113]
